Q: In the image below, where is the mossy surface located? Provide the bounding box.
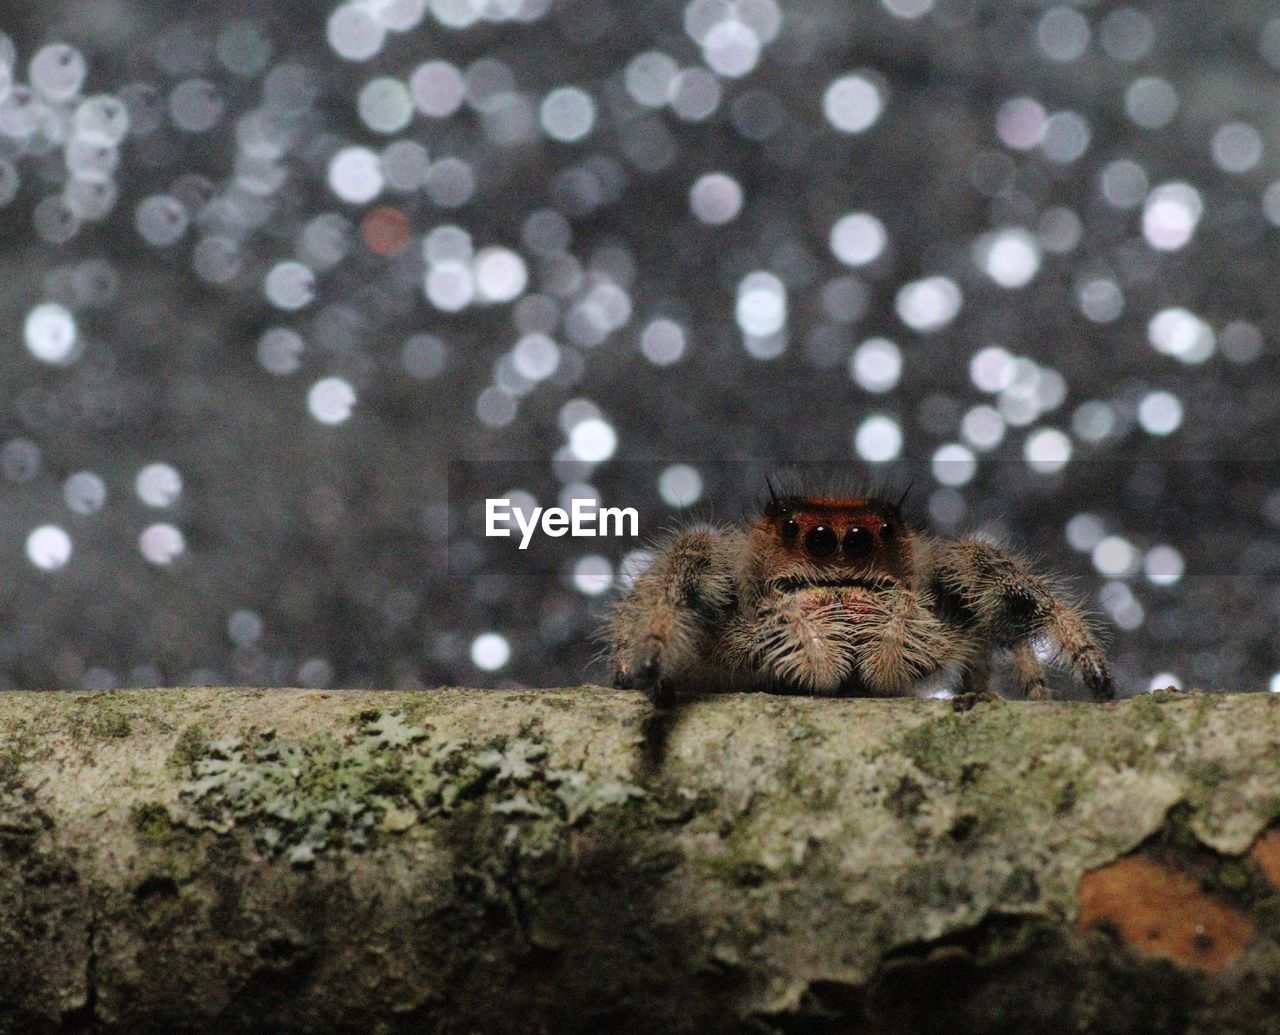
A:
[0,687,1278,1032]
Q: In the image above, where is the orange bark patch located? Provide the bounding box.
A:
[1249,830,1280,888]
[1077,855,1252,975]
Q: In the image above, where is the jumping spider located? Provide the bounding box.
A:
[607,486,1114,706]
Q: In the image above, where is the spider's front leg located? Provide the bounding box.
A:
[932,539,1114,701]
[607,528,739,706]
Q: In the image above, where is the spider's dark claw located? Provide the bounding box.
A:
[1088,673,1115,702]
[632,650,676,709]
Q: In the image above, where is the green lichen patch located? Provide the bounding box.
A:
[174,710,646,866]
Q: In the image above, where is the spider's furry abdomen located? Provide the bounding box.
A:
[604,485,1114,704]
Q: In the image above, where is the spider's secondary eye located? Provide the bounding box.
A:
[804,525,838,558]
[781,517,800,541]
[881,523,896,541]
[843,527,874,559]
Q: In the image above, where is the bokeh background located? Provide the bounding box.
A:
[2,0,1279,696]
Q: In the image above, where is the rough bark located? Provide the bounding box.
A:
[2,687,1280,1033]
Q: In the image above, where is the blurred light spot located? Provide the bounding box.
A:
[1100,8,1154,62]
[24,303,77,364]
[1093,535,1138,577]
[135,463,182,507]
[1038,205,1083,253]
[512,332,560,380]
[641,318,687,365]
[382,139,431,191]
[169,79,224,132]
[1072,400,1116,442]
[969,346,1014,392]
[823,73,882,134]
[572,555,613,595]
[932,443,976,486]
[1270,673,1280,694]
[1,439,39,483]
[265,260,316,310]
[1100,159,1148,209]
[1211,122,1263,174]
[74,95,130,144]
[1143,181,1202,251]
[258,327,305,375]
[328,3,386,60]
[470,632,510,671]
[64,472,107,515]
[402,333,447,379]
[1078,278,1124,323]
[854,414,902,462]
[882,0,934,18]
[670,66,721,121]
[425,260,475,311]
[139,523,185,565]
[1144,544,1185,586]
[424,156,476,207]
[961,405,1005,450]
[689,172,743,225]
[30,44,86,100]
[227,608,263,646]
[1220,320,1263,364]
[1066,512,1105,552]
[1101,581,1144,630]
[328,146,384,203]
[540,86,596,142]
[1137,391,1183,435]
[1148,308,1214,363]
[135,195,189,246]
[474,247,528,303]
[476,386,517,427]
[996,97,1047,151]
[736,271,787,336]
[1125,76,1177,129]
[1024,427,1072,473]
[975,228,1039,288]
[358,77,413,133]
[896,276,961,332]
[217,20,273,76]
[658,464,703,506]
[360,206,410,256]
[830,212,887,266]
[1148,673,1181,692]
[410,60,464,116]
[1041,111,1090,163]
[308,377,357,424]
[27,525,72,570]
[849,337,901,392]
[1036,7,1090,62]
[569,417,617,462]
[702,20,761,78]
[625,51,679,107]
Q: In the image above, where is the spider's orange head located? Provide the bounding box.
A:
[754,490,912,587]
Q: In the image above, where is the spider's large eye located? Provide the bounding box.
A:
[804,525,838,558]
[843,526,874,559]
[781,517,800,541]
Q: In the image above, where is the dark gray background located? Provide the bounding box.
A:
[2,0,1278,696]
